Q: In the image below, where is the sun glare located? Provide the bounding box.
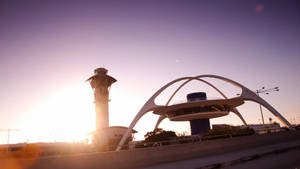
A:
[21,84,95,143]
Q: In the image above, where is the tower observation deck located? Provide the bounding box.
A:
[87,68,116,130]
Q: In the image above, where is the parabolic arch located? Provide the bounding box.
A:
[116,74,293,151]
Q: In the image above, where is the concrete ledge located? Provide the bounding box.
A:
[6,131,300,169]
[195,141,300,169]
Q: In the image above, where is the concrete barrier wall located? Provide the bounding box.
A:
[20,131,300,169]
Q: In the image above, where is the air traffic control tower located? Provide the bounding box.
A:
[87,68,116,131]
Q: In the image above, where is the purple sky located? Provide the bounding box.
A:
[0,0,300,143]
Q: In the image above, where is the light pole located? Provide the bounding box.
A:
[0,129,20,154]
[255,87,279,125]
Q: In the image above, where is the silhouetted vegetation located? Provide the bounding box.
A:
[144,128,177,143]
[133,128,178,148]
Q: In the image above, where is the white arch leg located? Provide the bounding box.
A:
[231,108,247,126]
[240,88,293,128]
[154,115,167,129]
[115,110,147,151]
[116,77,195,151]
[194,74,292,129]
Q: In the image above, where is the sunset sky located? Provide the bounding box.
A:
[0,0,299,144]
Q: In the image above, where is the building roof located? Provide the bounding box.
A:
[101,126,138,133]
[152,98,244,121]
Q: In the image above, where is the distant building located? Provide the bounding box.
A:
[241,123,281,134]
[93,126,137,151]
[0,142,92,157]
[212,124,232,130]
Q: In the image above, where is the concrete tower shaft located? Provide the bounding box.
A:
[87,68,116,130]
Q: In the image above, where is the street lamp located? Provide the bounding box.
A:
[255,87,279,125]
